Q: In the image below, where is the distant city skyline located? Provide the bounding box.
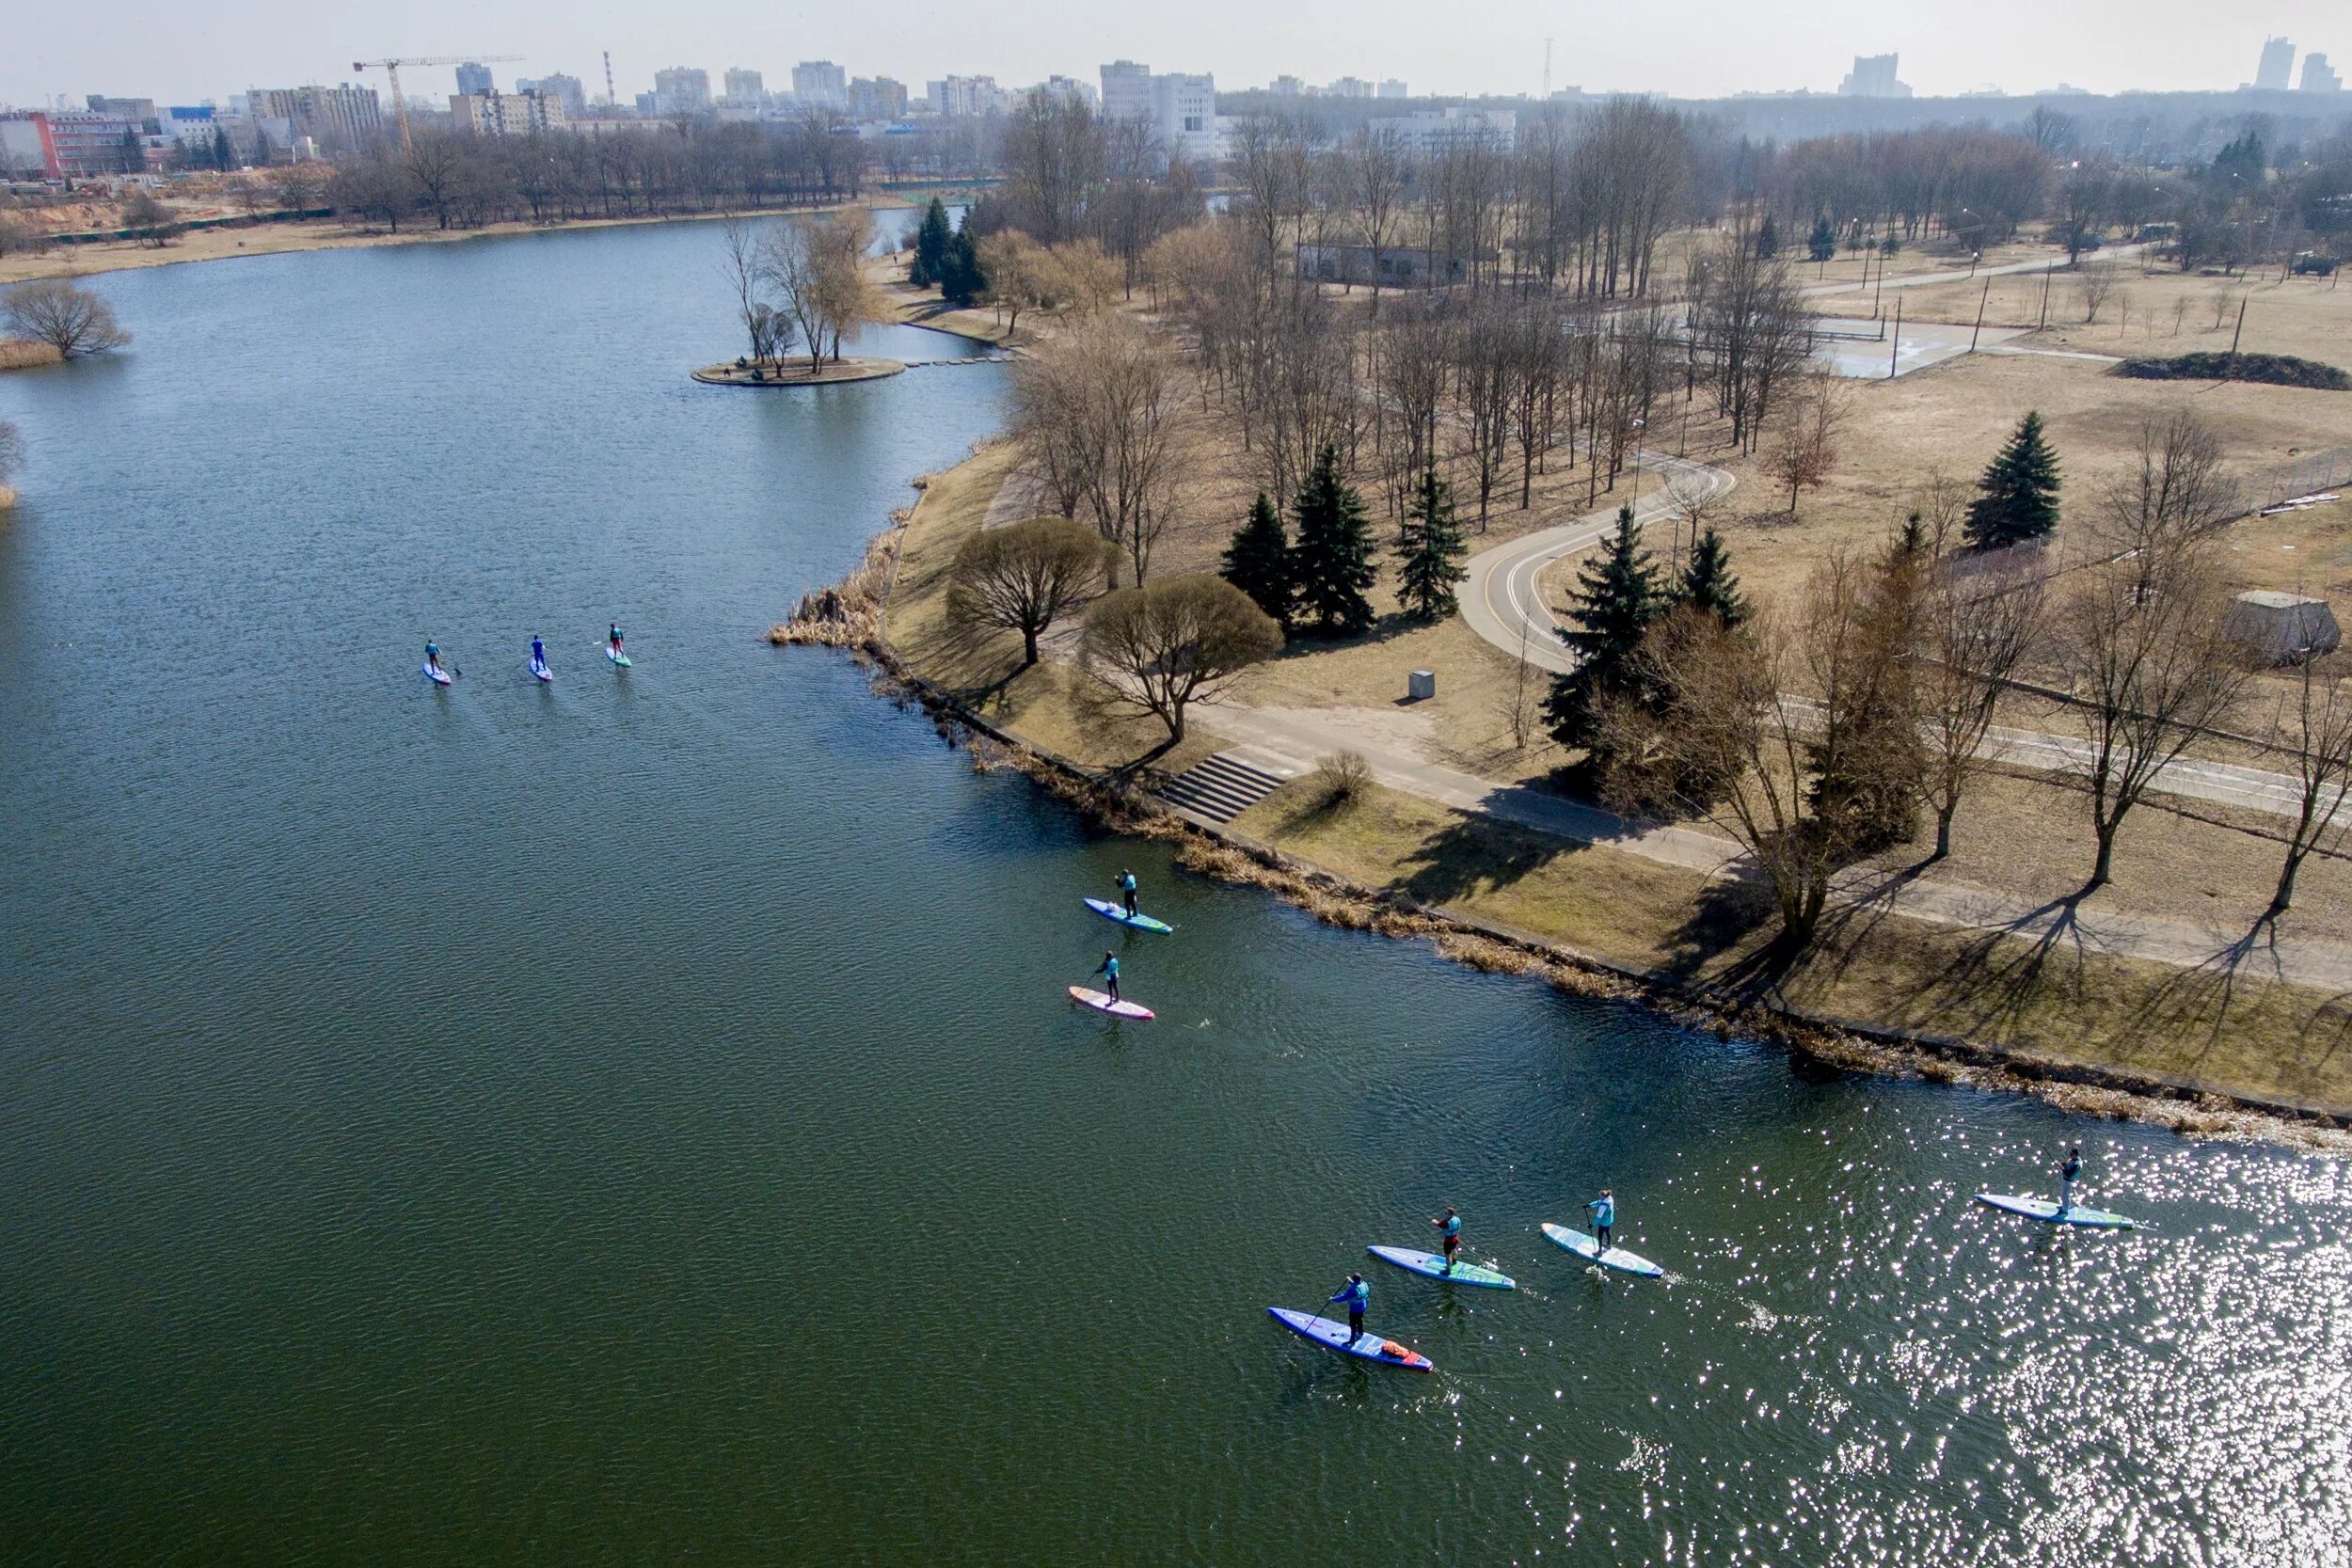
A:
[6,0,2348,106]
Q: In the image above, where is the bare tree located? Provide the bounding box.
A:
[2264,654,2352,919]
[1344,124,1408,316]
[2061,546,2249,893]
[1765,370,1848,517]
[1909,467,1974,557]
[945,515,1115,667]
[2075,262,2119,324]
[1079,574,1284,745]
[3,279,130,358]
[2093,407,2238,597]
[719,217,786,364]
[1918,549,2049,859]
[1015,315,1192,585]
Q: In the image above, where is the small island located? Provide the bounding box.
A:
[691,356,905,388]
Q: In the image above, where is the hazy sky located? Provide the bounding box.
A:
[7,0,2349,107]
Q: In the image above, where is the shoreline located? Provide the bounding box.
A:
[783,441,2352,1152]
[0,188,974,290]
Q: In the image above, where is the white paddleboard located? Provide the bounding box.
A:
[531,658,552,682]
[1542,1222,1664,1278]
[1068,986,1154,1021]
[1366,1245,1515,1289]
[422,662,452,686]
[605,645,631,668]
[1975,1192,2137,1230]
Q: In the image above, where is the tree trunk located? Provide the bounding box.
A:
[1931,803,1956,862]
[2083,825,2118,894]
[2268,847,2304,919]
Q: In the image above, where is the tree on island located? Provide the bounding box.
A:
[910,197,952,289]
[1964,410,2062,551]
[1290,444,1378,637]
[1676,526,1749,628]
[1219,492,1295,632]
[1546,504,1664,750]
[1396,463,1468,622]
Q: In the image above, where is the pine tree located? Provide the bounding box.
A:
[942,220,985,307]
[214,127,235,172]
[1220,493,1295,631]
[1756,213,1780,259]
[1963,410,2061,551]
[1677,527,1750,628]
[1291,445,1378,637]
[1545,504,1665,748]
[1807,214,1836,263]
[911,197,951,290]
[1396,464,1468,622]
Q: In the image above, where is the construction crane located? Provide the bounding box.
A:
[353,55,523,150]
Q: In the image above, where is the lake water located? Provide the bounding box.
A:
[2,222,2347,1567]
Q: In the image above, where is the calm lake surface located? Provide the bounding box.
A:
[2,221,2347,1567]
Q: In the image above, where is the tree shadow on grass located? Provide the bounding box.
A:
[2107,916,2352,1082]
[1656,875,1786,990]
[1388,808,1587,908]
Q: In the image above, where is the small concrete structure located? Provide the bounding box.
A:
[1407,669,1437,701]
[2226,590,2342,665]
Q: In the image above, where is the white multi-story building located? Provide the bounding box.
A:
[1098,61,1216,165]
[453,89,566,136]
[849,77,910,119]
[516,73,588,119]
[652,68,711,116]
[1327,76,1375,99]
[1039,74,1099,108]
[723,68,765,104]
[1377,79,1408,100]
[926,75,1011,118]
[792,61,848,103]
[2255,37,2296,90]
[1837,54,1912,98]
[2302,53,2343,91]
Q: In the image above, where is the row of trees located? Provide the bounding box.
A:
[1545,407,2320,947]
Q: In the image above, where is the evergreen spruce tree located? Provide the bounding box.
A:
[1396,464,1469,622]
[941,221,984,307]
[1756,213,1780,259]
[1807,214,1836,262]
[911,197,951,290]
[1290,445,1378,637]
[1545,504,1665,748]
[1963,410,2061,551]
[1220,492,1295,631]
[1677,527,1750,628]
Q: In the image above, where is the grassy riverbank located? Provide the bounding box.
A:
[872,436,2352,1127]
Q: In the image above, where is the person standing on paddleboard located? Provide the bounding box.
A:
[1119,868,1140,920]
[2058,1147,2083,1217]
[1588,1189,1616,1251]
[1433,1207,1462,1275]
[1093,951,1120,1003]
[532,635,547,671]
[425,639,443,677]
[608,622,625,658]
[1331,1273,1369,1341]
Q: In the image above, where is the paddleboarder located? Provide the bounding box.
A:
[1093,950,1120,1004]
[2058,1146,2083,1218]
[608,622,626,658]
[424,639,443,677]
[1587,1189,1616,1252]
[1432,1207,1462,1274]
[1119,868,1140,920]
[1330,1273,1369,1342]
[531,635,547,672]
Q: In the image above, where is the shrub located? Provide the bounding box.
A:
[2115,352,2349,391]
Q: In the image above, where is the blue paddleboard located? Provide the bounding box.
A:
[1083,897,1172,934]
[1542,1222,1664,1278]
[1266,1307,1433,1371]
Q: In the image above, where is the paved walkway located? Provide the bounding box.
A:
[1195,701,2352,991]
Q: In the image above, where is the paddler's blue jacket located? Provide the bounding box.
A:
[1439,1214,1460,1238]
[1588,1196,1615,1228]
[1096,956,1118,980]
[1120,873,1137,892]
[1330,1278,1368,1309]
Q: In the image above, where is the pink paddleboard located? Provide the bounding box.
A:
[1068,986,1154,1021]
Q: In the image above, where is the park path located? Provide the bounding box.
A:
[1193,701,2352,992]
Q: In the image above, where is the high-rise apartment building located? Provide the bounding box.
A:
[454,62,495,97]
[1040,75,1099,107]
[1098,61,1217,165]
[792,61,848,103]
[723,68,765,103]
[516,73,587,118]
[652,68,712,115]
[1377,79,1409,99]
[453,89,566,135]
[2255,37,2296,89]
[849,77,910,119]
[2304,53,2344,91]
[1837,54,1912,98]
[246,84,384,149]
